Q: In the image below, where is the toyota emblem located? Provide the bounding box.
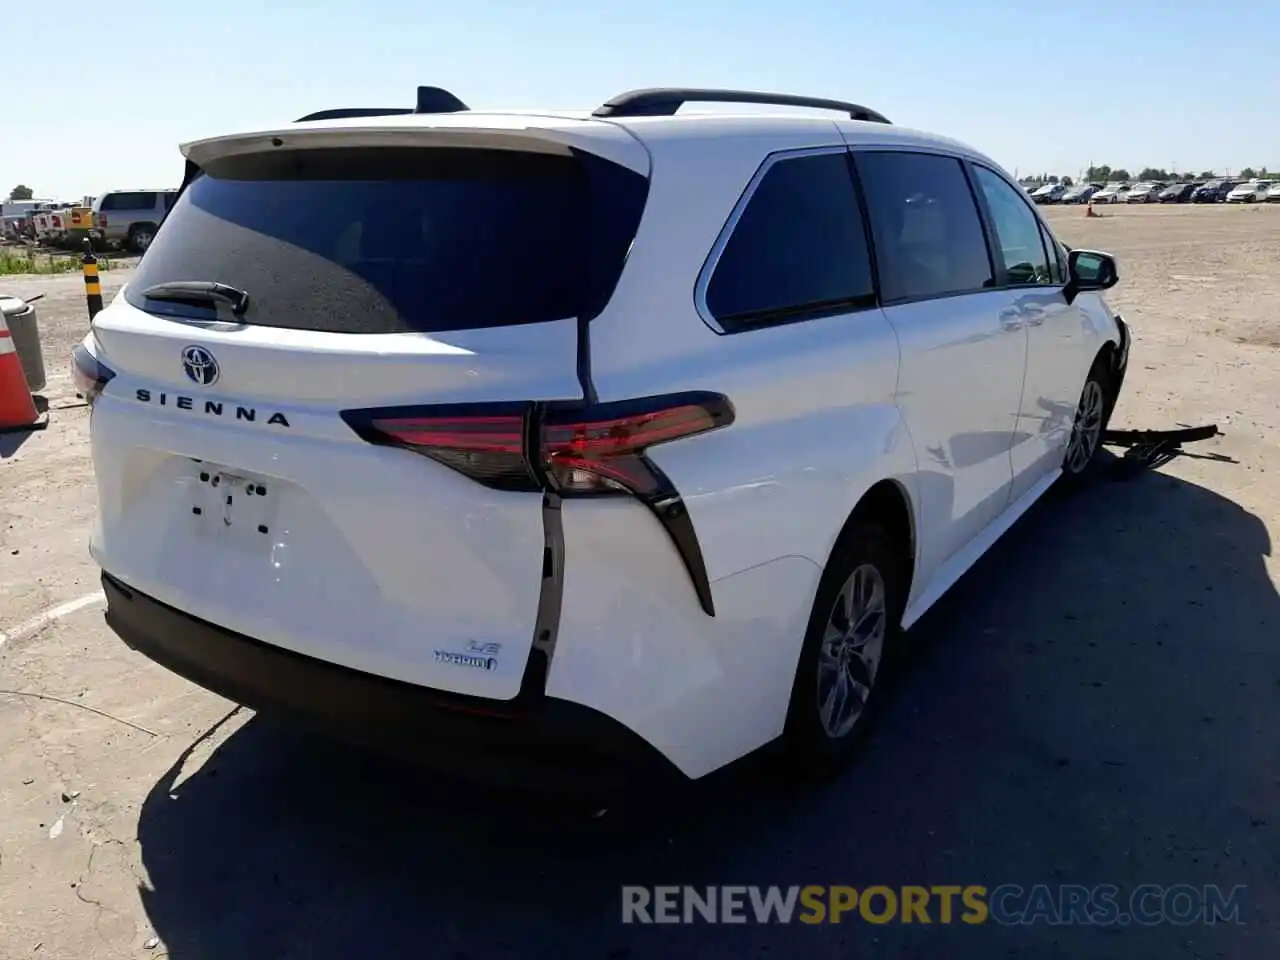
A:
[181,345,219,386]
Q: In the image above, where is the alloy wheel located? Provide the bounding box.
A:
[817,563,888,738]
[1065,379,1105,474]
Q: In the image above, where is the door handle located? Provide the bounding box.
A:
[1023,305,1047,326]
[998,308,1024,331]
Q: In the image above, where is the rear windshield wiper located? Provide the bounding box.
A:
[142,281,250,316]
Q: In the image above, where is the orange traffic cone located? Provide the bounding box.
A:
[1085,202,1099,218]
[0,312,47,433]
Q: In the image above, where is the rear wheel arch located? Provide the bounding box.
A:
[825,479,916,619]
[781,478,916,775]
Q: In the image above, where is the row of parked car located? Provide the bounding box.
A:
[1,189,179,252]
[1025,178,1277,205]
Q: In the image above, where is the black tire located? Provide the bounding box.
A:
[128,224,156,254]
[782,517,907,778]
[1058,357,1115,489]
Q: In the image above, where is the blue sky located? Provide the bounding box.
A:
[4,0,1277,200]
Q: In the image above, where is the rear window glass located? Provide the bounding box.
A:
[127,147,647,334]
[101,192,157,211]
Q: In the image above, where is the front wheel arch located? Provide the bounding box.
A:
[1061,352,1118,485]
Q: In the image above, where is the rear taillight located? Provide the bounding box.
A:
[341,392,734,614]
[52,215,62,228]
[97,214,107,228]
[351,406,534,492]
[539,397,728,496]
[71,344,115,404]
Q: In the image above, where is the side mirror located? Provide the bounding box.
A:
[1064,248,1118,304]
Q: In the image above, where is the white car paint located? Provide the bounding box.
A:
[1226,180,1270,202]
[1091,183,1128,204]
[81,101,1126,780]
[1121,182,1161,203]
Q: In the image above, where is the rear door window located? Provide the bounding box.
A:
[1040,225,1065,284]
[101,192,157,211]
[854,151,994,302]
[126,146,648,334]
[704,151,875,330]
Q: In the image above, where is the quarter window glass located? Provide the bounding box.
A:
[973,166,1053,285]
[855,152,993,301]
[1040,225,1064,284]
[706,152,875,329]
[101,192,157,211]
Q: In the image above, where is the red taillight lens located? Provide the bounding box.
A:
[344,394,732,497]
[71,344,115,404]
[541,399,727,496]
[347,405,536,492]
[98,214,107,228]
[52,215,62,227]
[341,392,734,615]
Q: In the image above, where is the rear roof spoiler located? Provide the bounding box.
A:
[295,86,469,123]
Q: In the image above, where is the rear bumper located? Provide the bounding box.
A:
[101,572,686,791]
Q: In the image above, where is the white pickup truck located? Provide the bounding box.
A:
[31,203,74,245]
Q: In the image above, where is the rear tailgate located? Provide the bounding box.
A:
[88,122,649,700]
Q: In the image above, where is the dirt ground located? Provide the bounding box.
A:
[1,205,1279,959]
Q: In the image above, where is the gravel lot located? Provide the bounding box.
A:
[1,205,1278,958]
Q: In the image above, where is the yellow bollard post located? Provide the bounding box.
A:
[82,239,104,322]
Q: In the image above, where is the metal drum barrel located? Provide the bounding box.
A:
[0,296,46,393]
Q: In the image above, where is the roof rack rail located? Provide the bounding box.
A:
[591,88,890,124]
[295,86,469,123]
[295,107,413,122]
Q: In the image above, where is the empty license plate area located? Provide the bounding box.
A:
[187,461,280,548]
